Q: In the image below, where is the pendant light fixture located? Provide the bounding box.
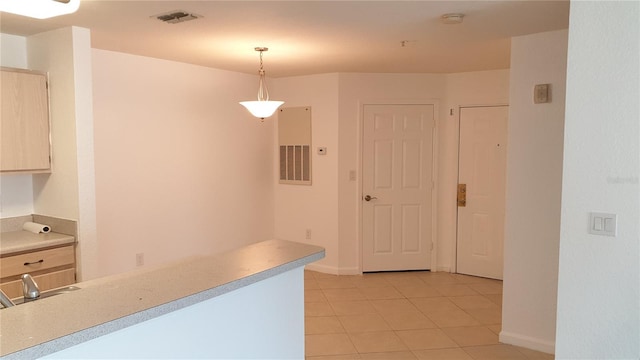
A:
[0,0,80,19]
[239,47,284,120]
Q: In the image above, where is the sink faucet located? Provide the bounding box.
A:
[0,289,15,308]
[0,275,42,308]
[22,274,40,301]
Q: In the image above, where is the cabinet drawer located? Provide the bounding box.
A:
[1,246,75,279]
[0,268,76,299]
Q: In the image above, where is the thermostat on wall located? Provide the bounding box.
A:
[317,147,327,155]
[534,84,551,104]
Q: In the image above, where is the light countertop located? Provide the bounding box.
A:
[0,239,325,359]
[0,231,75,256]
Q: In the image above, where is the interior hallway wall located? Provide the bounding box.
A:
[336,73,446,274]
[441,70,510,272]
[501,29,568,353]
[556,2,639,358]
[28,27,98,281]
[272,71,509,274]
[92,49,275,277]
[334,71,510,274]
[272,74,340,273]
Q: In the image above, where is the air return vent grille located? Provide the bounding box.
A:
[280,145,311,182]
[278,107,312,185]
[153,10,201,24]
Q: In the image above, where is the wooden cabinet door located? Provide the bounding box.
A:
[1,68,51,173]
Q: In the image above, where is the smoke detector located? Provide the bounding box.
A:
[152,10,201,24]
[440,13,465,24]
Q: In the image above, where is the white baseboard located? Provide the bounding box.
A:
[499,330,555,355]
[305,263,338,274]
[337,267,361,275]
[305,263,361,275]
[306,263,451,276]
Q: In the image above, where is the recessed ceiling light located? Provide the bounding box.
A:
[441,13,465,25]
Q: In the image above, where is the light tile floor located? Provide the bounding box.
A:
[304,270,554,360]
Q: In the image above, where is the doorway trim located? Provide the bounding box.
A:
[451,103,509,275]
[357,99,440,273]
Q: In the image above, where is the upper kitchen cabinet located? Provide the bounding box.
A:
[1,67,51,173]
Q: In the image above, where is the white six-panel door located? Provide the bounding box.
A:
[456,106,508,280]
[362,104,435,272]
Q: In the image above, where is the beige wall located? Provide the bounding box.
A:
[29,28,82,220]
[337,72,509,274]
[2,31,512,279]
[92,49,275,277]
[26,27,98,281]
[337,73,446,274]
[272,74,340,272]
[556,2,638,357]
[274,71,510,274]
[441,70,510,271]
[501,29,568,353]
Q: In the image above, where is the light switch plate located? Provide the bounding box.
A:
[589,212,617,237]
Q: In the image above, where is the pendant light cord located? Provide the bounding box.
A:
[257,49,270,101]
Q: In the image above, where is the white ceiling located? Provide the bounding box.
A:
[0,1,570,77]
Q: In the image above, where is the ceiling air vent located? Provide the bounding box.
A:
[153,10,201,24]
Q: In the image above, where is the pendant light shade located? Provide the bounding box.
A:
[239,100,284,118]
[239,47,284,120]
[0,0,80,19]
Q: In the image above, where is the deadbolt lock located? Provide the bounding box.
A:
[457,184,467,207]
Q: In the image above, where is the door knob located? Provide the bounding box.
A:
[364,195,378,201]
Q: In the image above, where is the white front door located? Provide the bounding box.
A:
[456,106,508,280]
[362,104,435,272]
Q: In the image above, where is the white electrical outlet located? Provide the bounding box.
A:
[305,229,312,240]
[136,253,145,266]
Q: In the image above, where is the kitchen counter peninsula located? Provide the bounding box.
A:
[0,239,324,359]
